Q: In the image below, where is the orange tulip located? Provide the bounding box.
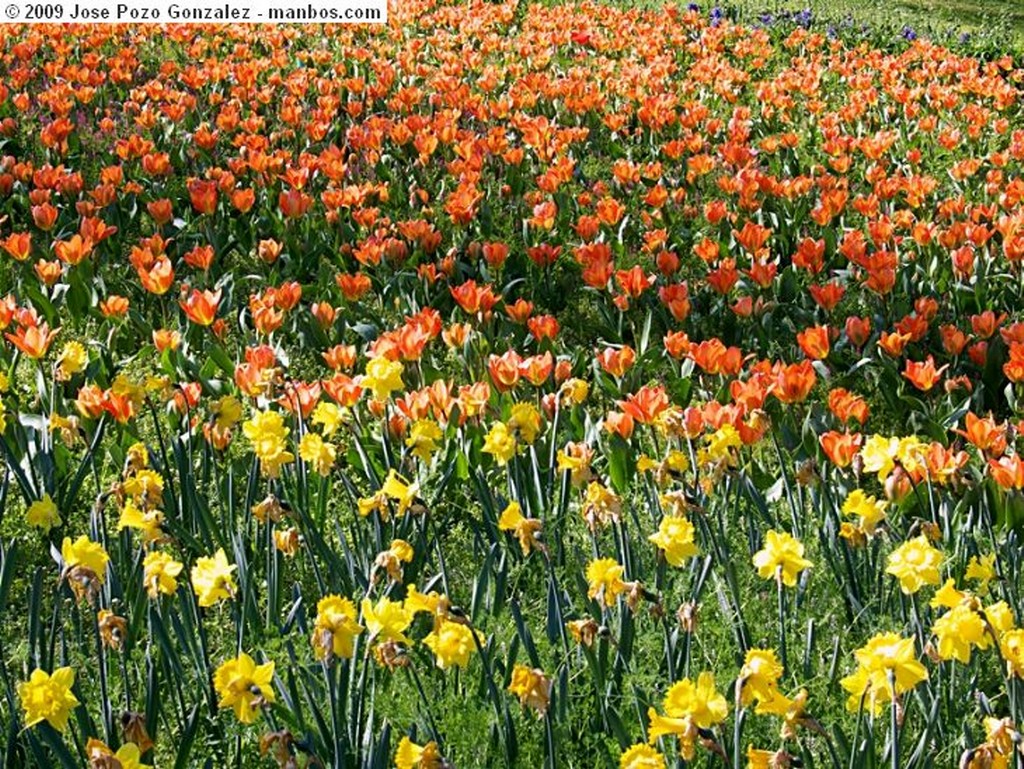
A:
[772,361,816,404]
[323,373,363,407]
[153,329,181,352]
[451,280,498,316]
[258,239,283,264]
[179,288,222,327]
[664,331,691,359]
[188,179,218,215]
[658,283,691,322]
[955,412,1007,457]
[138,256,175,295]
[183,245,215,272]
[54,234,93,266]
[796,326,830,360]
[902,356,948,392]
[35,260,63,286]
[519,352,554,386]
[1,232,31,261]
[505,299,534,324]
[76,383,106,419]
[527,315,559,342]
[828,388,869,425]
[844,316,871,348]
[604,411,635,440]
[147,199,173,226]
[596,346,635,378]
[877,331,911,358]
[820,431,862,468]
[970,310,1005,340]
[99,296,129,318]
[5,322,58,359]
[940,324,969,356]
[279,189,313,219]
[989,454,1024,490]
[619,385,669,425]
[488,350,522,392]
[336,272,372,301]
[31,203,58,231]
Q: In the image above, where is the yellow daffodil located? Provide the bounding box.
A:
[646,672,728,761]
[191,548,237,607]
[394,736,441,769]
[361,596,413,644]
[840,632,928,714]
[362,356,404,401]
[406,419,443,462]
[482,421,517,465]
[620,743,666,769]
[649,515,699,567]
[422,618,482,670]
[18,667,79,732]
[143,550,183,598]
[299,432,336,476]
[26,493,61,533]
[886,535,942,595]
[586,557,626,607]
[311,401,346,435]
[752,530,812,587]
[242,410,295,478]
[213,652,275,724]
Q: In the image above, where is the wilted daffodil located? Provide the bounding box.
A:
[62,535,109,602]
[508,664,552,715]
[359,470,420,520]
[118,498,165,544]
[375,539,415,582]
[498,501,543,555]
[311,595,364,662]
[86,739,152,769]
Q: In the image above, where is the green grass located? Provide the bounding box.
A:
[719,0,1024,46]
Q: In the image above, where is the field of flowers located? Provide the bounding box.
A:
[1,2,1024,767]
